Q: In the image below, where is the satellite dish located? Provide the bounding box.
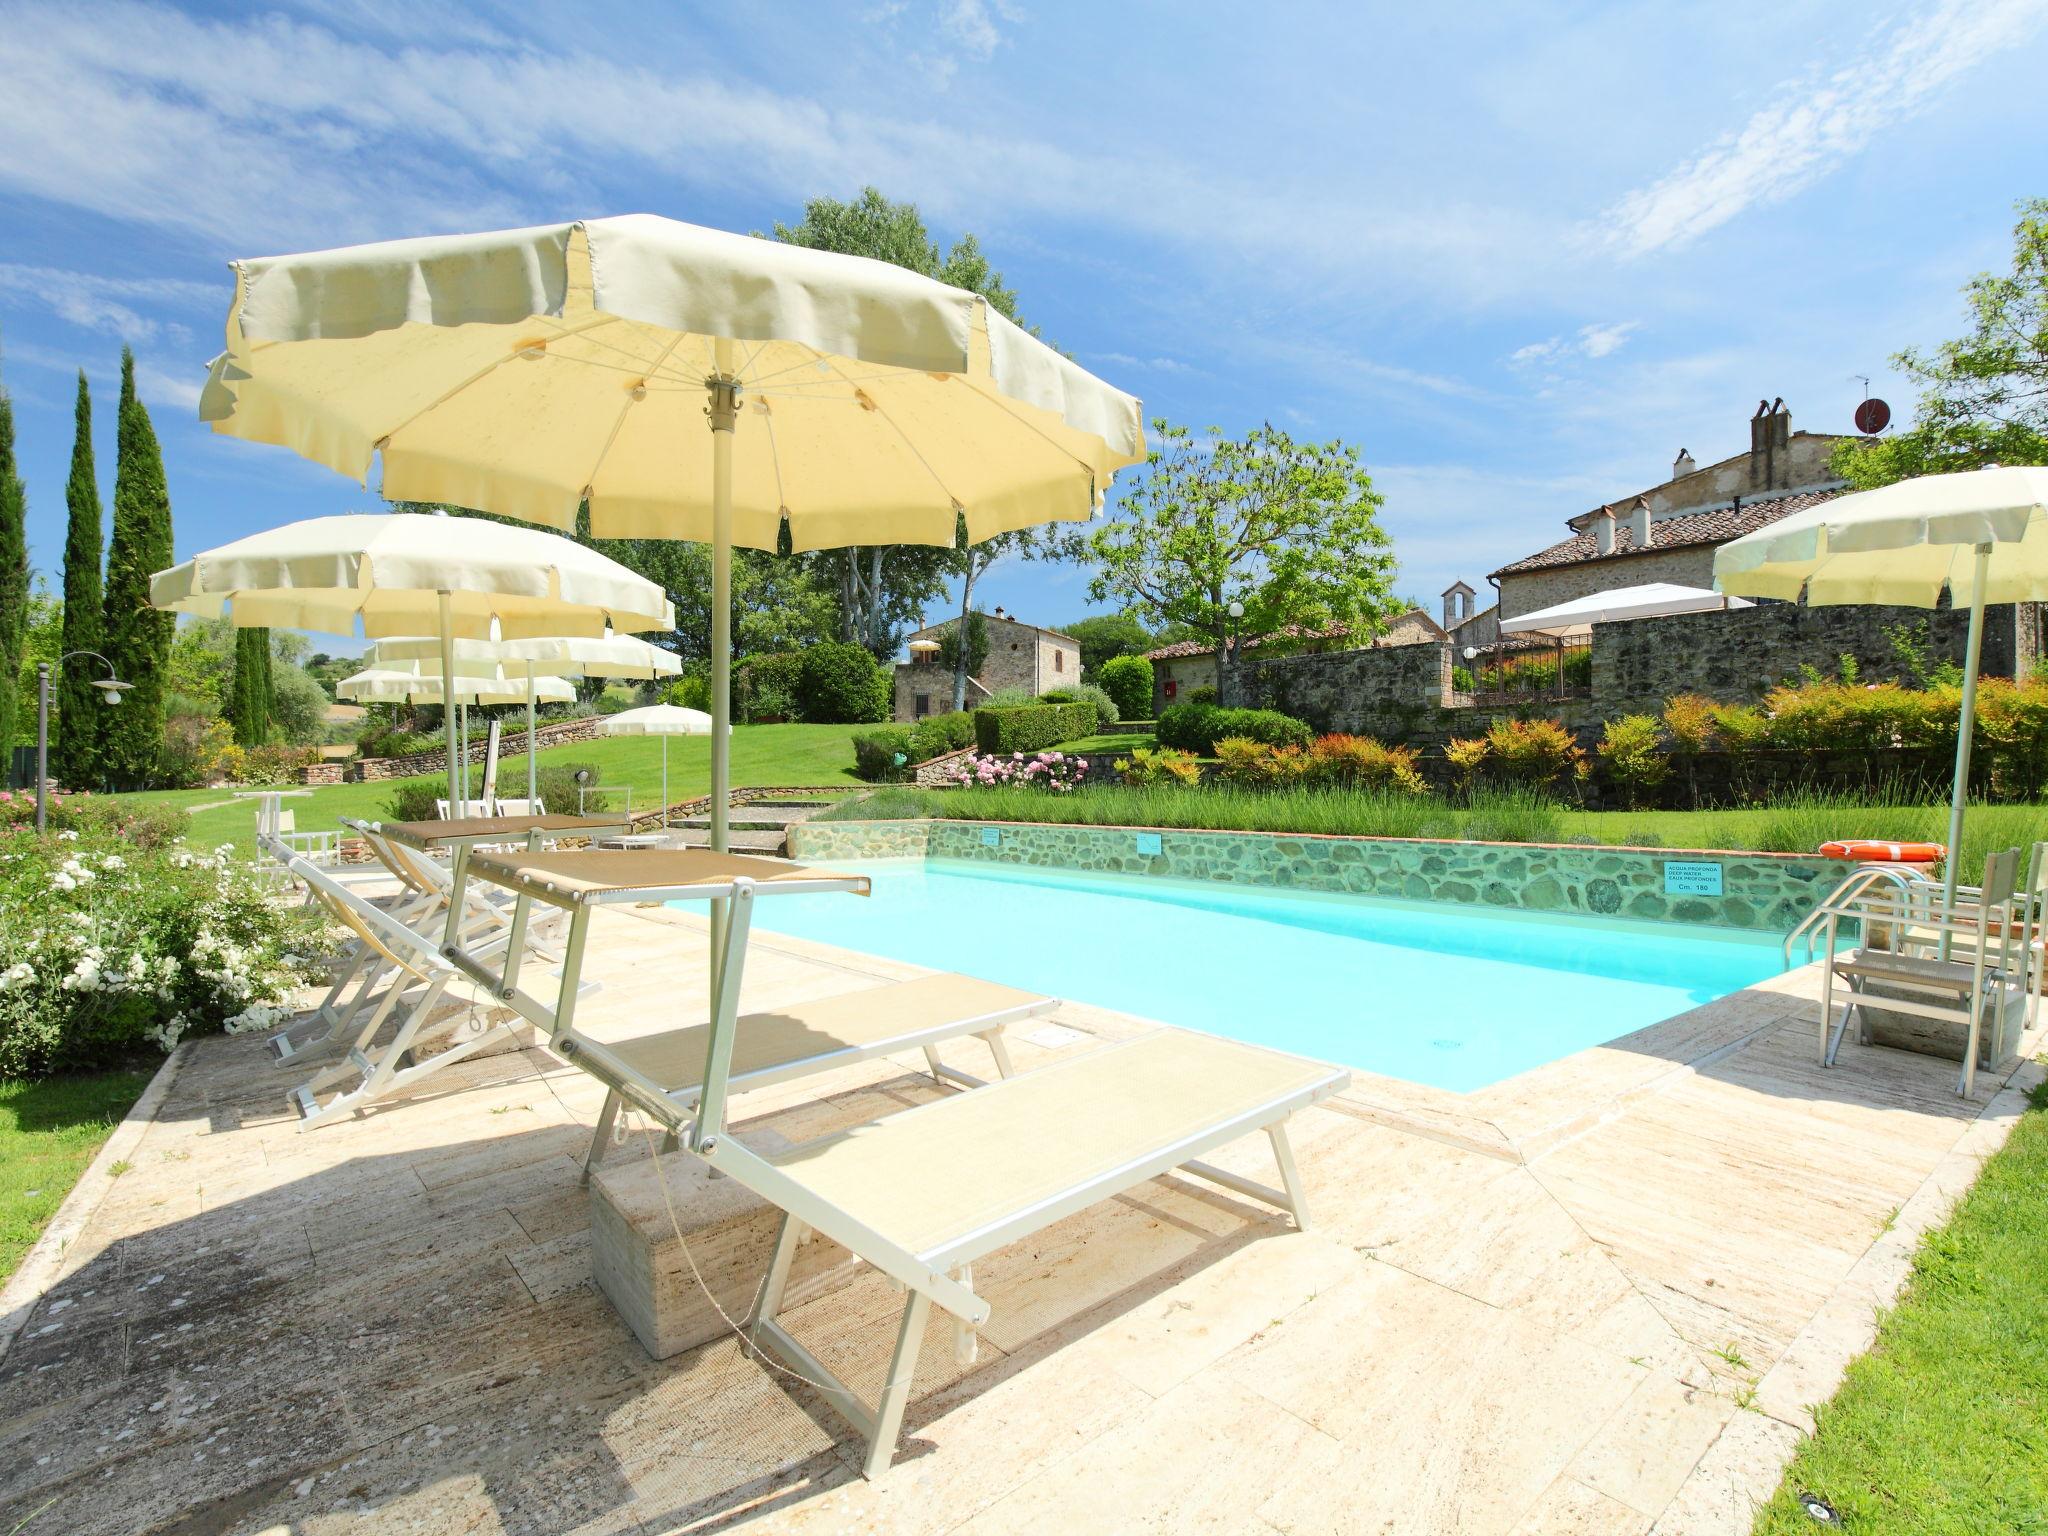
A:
[1854,397,1891,434]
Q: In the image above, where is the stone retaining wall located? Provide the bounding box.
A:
[788,817,1836,932]
[348,714,606,781]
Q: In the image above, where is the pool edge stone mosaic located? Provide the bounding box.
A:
[788,818,1836,933]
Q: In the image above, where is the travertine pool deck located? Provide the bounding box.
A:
[1,894,2038,1536]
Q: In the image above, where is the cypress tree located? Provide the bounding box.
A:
[101,350,174,788]
[231,626,273,747]
[56,372,105,787]
[0,367,27,760]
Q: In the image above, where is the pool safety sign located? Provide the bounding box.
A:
[1663,861,1724,897]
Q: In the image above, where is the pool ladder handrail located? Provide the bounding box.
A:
[1784,864,1939,967]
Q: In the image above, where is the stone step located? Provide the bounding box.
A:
[665,828,789,853]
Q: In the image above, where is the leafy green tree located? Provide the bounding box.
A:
[936,607,990,684]
[0,366,27,752]
[1068,420,1401,702]
[101,349,175,787]
[1835,199,2048,489]
[56,372,106,785]
[1060,611,1155,677]
[770,188,1032,653]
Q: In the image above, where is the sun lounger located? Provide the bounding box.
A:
[445,847,1350,1476]
[576,972,1056,1183]
[1819,847,2026,1096]
[277,850,597,1129]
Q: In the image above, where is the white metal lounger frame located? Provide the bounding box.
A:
[274,849,593,1129]
[445,855,1336,1476]
[1815,848,2025,1097]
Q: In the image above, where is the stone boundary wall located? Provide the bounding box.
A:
[788,817,1836,932]
[1238,601,2036,753]
[345,714,607,782]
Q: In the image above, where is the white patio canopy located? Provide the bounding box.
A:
[1498,582,1753,638]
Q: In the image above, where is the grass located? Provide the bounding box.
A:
[0,1069,154,1284]
[1051,730,1158,755]
[1752,1078,2048,1535]
[814,783,2045,872]
[111,723,868,855]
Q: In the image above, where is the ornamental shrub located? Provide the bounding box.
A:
[972,702,1096,755]
[1596,715,1669,807]
[1097,654,1154,721]
[0,825,337,1077]
[1042,681,1118,729]
[1306,734,1426,794]
[798,641,889,724]
[1483,717,1586,789]
[740,651,805,721]
[908,710,975,762]
[851,726,916,782]
[1214,737,1313,786]
[1444,735,1489,796]
[943,749,1088,792]
[1156,703,1312,754]
[667,673,713,711]
[1661,693,1717,753]
[1113,745,1202,787]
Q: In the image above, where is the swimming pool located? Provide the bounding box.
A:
[730,858,1788,1092]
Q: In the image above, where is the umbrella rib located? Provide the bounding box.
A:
[804,353,960,515]
[376,313,629,447]
[585,330,688,501]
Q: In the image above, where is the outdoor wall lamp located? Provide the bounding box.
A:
[34,651,132,832]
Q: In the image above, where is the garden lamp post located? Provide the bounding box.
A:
[35,651,132,832]
[1222,599,1245,705]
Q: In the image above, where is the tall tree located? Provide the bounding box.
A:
[101,349,174,788]
[1069,420,1401,702]
[945,514,1034,709]
[1059,612,1155,677]
[0,363,27,754]
[55,372,105,785]
[231,626,273,747]
[1835,199,2048,489]
[770,188,1031,653]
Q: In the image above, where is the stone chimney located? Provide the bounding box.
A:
[1750,398,1790,489]
[1627,497,1652,552]
[1593,505,1616,555]
[1673,448,1696,479]
[992,604,1008,621]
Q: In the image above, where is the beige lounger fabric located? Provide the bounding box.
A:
[589,974,1041,1089]
[467,848,869,898]
[770,1030,1339,1258]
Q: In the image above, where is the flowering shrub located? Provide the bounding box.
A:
[1483,718,1587,790]
[0,825,335,1077]
[945,750,1088,792]
[1308,734,1426,794]
[0,789,188,848]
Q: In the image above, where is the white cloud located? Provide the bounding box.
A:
[0,264,214,341]
[1508,321,1638,367]
[1596,0,2046,257]
[1092,351,1196,376]
[133,360,202,410]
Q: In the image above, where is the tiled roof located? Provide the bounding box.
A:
[1143,610,1444,662]
[1489,487,1844,578]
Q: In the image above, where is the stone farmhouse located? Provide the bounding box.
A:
[1144,608,1446,713]
[894,607,1082,721]
[1483,399,1857,624]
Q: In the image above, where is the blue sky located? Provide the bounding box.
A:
[2,0,2045,653]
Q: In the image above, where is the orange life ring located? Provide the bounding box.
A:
[1819,839,1946,864]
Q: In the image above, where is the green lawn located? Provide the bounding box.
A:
[0,1069,154,1283]
[113,722,868,854]
[1052,730,1157,755]
[1752,1077,2048,1535]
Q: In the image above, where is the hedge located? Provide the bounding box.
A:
[798,641,889,724]
[973,702,1097,755]
[1155,702,1313,754]
[1097,654,1154,720]
[851,726,917,782]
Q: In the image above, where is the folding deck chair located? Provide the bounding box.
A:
[276,850,598,1129]
[446,846,1350,1477]
[1817,847,2028,1097]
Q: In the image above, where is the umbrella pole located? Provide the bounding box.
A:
[1939,543,1992,958]
[527,661,538,806]
[438,592,459,814]
[662,736,670,830]
[705,346,740,1020]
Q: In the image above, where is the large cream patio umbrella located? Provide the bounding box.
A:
[341,664,579,800]
[195,216,1145,863]
[367,633,682,804]
[597,702,717,828]
[1714,465,2048,917]
[151,511,673,814]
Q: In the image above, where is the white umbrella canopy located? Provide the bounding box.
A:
[368,633,685,802]
[152,511,673,811]
[196,216,1146,863]
[339,667,578,705]
[599,703,717,829]
[1715,465,2048,919]
[1499,582,1753,637]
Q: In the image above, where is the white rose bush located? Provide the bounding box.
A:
[0,812,336,1077]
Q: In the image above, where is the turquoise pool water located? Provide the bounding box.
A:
[732,858,1787,1093]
